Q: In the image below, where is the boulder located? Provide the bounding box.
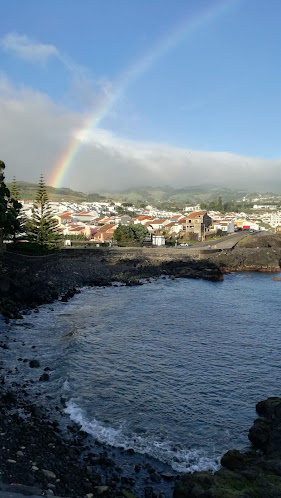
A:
[221,449,246,470]
[29,360,40,368]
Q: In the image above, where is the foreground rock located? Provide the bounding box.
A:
[0,390,114,497]
[174,397,281,498]
[0,248,223,317]
[0,381,174,497]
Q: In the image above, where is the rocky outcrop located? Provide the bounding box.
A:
[0,248,223,317]
[174,397,281,498]
[206,247,281,273]
[1,242,281,318]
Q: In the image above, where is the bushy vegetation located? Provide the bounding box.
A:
[7,242,58,254]
[114,223,150,245]
[0,161,23,245]
[1,161,61,251]
[200,196,253,213]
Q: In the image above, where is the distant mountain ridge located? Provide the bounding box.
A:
[100,185,255,205]
[8,181,276,206]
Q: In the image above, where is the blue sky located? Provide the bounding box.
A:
[0,0,281,191]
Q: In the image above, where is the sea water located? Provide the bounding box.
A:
[1,272,281,475]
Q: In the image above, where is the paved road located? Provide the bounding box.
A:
[181,231,251,251]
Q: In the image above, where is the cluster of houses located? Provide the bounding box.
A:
[20,198,266,246]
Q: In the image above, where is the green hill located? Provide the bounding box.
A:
[101,185,252,206]
[6,181,105,202]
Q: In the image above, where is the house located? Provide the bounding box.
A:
[164,222,182,235]
[184,204,201,213]
[152,235,165,246]
[72,211,99,223]
[93,224,117,243]
[134,216,152,225]
[84,226,98,239]
[114,215,132,224]
[183,211,212,240]
[67,226,86,236]
[53,212,73,226]
[149,219,170,231]
[213,220,235,234]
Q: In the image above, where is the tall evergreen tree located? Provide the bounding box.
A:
[10,177,21,200]
[28,175,59,245]
[9,177,25,242]
[0,161,23,245]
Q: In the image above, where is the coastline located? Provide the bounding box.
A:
[1,244,281,319]
[1,246,281,497]
[1,313,281,497]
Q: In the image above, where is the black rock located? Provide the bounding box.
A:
[39,373,50,382]
[29,360,40,368]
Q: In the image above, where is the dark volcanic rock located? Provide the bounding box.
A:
[0,388,121,498]
[0,248,224,316]
[174,397,281,498]
[39,373,50,381]
[220,449,247,470]
[29,359,40,368]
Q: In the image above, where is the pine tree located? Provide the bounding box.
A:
[10,177,21,200]
[28,175,59,246]
[9,177,25,243]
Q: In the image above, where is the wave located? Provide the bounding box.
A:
[65,400,220,473]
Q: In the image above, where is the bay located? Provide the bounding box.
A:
[1,272,281,474]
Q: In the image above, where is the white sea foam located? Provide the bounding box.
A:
[63,379,70,392]
[65,400,220,473]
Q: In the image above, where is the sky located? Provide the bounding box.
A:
[0,0,281,193]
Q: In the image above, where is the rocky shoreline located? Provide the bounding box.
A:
[1,362,281,498]
[0,384,176,498]
[1,243,281,318]
[0,315,178,498]
[174,397,281,498]
[0,248,224,318]
[1,244,281,497]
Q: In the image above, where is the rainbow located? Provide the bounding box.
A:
[49,0,235,188]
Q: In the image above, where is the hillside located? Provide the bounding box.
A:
[100,185,253,205]
[8,181,277,207]
[6,181,105,202]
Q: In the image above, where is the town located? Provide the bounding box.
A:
[19,197,281,247]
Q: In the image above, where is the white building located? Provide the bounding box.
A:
[213,220,235,234]
[270,212,281,228]
[184,204,201,213]
[152,235,165,246]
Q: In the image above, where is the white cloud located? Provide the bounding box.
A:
[0,32,114,113]
[0,76,280,194]
[1,32,58,64]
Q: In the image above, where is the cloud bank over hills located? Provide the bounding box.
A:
[0,76,279,194]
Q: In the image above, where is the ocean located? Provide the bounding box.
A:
[1,272,281,489]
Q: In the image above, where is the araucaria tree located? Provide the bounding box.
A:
[9,177,25,242]
[28,175,59,245]
[0,161,23,245]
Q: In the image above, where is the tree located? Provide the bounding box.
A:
[114,223,150,245]
[9,177,25,242]
[10,177,21,200]
[0,161,23,245]
[27,175,59,245]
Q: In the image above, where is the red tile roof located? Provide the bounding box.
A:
[186,211,206,219]
[96,223,116,233]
